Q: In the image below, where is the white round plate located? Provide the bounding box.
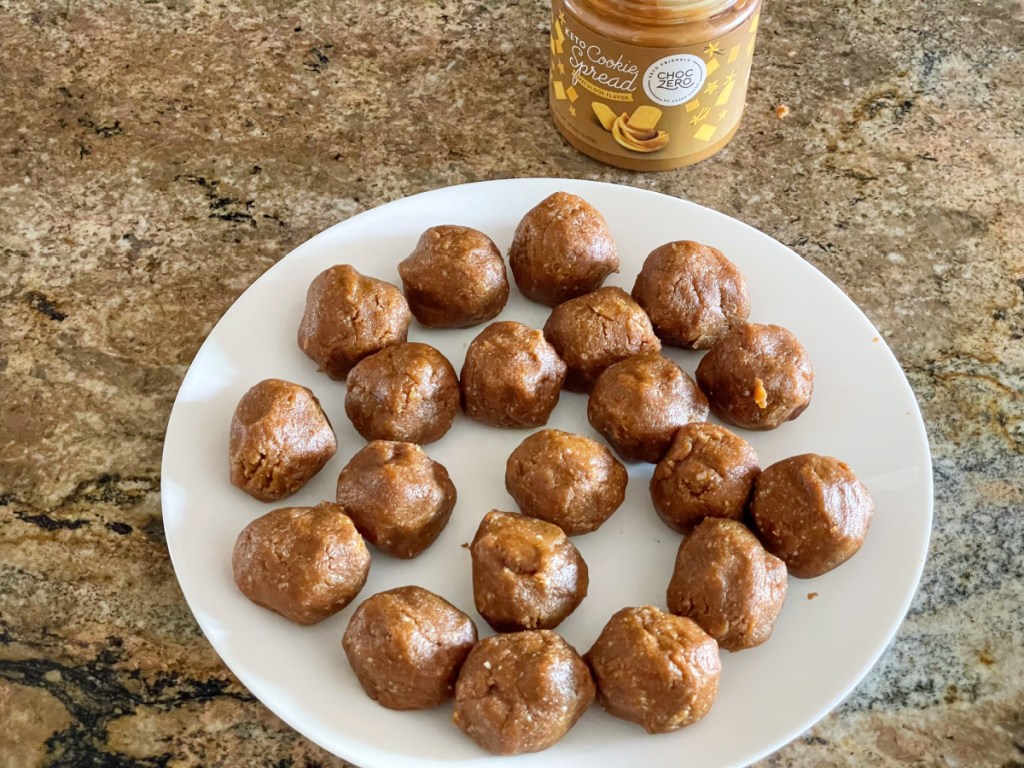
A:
[162,178,932,768]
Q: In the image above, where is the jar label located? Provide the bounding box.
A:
[549,0,760,165]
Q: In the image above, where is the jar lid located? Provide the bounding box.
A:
[591,0,740,23]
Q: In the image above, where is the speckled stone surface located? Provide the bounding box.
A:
[1,0,1022,766]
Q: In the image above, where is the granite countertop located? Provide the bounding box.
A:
[2,0,1022,765]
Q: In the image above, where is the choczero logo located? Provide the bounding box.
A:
[656,70,697,91]
[643,54,706,106]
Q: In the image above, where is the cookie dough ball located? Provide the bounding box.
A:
[398,225,509,328]
[336,440,456,559]
[632,240,750,349]
[297,264,411,380]
[342,586,478,710]
[667,518,787,651]
[509,192,619,306]
[232,502,370,625]
[345,342,459,444]
[454,630,594,755]
[585,606,720,734]
[750,454,874,578]
[505,429,627,535]
[471,510,588,631]
[229,378,337,502]
[650,423,760,533]
[543,287,661,392]
[695,322,814,430]
[587,352,709,463]
[460,321,567,428]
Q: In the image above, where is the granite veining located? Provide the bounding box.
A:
[1,0,1022,766]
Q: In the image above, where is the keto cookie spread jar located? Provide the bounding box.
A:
[549,0,761,171]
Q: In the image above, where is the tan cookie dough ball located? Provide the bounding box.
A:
[667,518,788,651]
[631,240,750,349]
[650,422,760,533]
[505,429,627,535]
[398,225,509,328]
[543,286,661,392]
[587,352,709,463]
[345,342,459,445]
[342,586,478,710]
[585,606,721,734]
[471,509,588,632]
[695,322,814,430]
[460,321,567,428]
[509,192,619,306]
[297,264,411,380]
[454,630,594,755]
[750,454,874,578]
[232,502,370,625]
[229,378,337,502]
[335,440,456,559]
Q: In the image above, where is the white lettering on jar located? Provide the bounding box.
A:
[564,22,639,93]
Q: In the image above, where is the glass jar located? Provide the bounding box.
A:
[549,0,762,171]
